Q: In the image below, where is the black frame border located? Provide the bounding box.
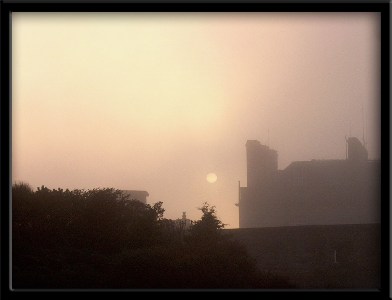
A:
[1,1,389,298]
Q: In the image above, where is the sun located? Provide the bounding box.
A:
[206,173,217,183]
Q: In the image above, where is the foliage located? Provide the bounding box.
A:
[12,182,293,289]
[188,202,225,243]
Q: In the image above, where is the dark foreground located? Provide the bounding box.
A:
[226,223,380,289]
[12,184,292,289]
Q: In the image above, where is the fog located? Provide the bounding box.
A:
[12,12,380,228]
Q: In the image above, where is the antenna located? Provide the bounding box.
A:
[362,103,367,149]
[345,136,348,159]
[237,180,241,206]
[349,121,352,137]
[267,128,270,147]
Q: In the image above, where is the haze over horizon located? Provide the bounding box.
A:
[12,12,380,228]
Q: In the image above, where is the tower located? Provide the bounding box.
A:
[246,140,278,188]
[239,140,278,228]
[346,137,368,161]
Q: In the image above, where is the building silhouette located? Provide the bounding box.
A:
[239,137,380,228]
[121,190,149,204]
[174,212,193,231]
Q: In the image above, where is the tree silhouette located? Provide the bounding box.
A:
[188,202,225,243]
[12,183,292,289]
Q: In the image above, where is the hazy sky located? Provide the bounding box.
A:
[12,12,380,228]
